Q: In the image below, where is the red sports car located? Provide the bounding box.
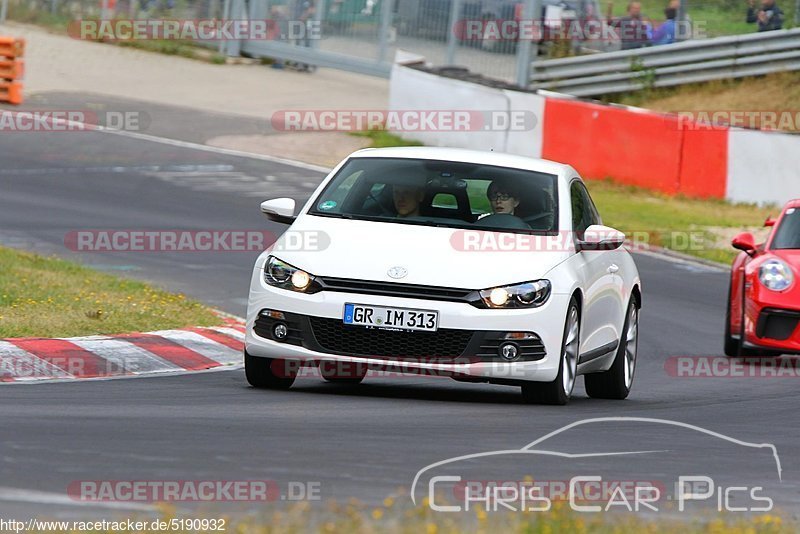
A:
[726,199,800,357]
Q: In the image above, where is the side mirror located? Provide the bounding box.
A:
[576,224,626,251]
[764,217,777,227]
[732,232,757,256]
[260,198,296,225]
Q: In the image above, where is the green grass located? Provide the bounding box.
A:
[350,129,424,148]
[586,178,777,264]
[0,246,221,338]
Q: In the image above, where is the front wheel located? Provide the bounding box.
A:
[244,351,297,389]
[521,298,580,405]
[585,300,638,399]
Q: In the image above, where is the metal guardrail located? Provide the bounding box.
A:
[529,28,800,97]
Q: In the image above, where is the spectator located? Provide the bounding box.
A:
[651,3,678,45]
[746,0,784,31]
[289,0,317,72]
[613,2,652,50]
[269,6,288,69]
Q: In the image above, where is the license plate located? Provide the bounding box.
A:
[343,303,439,332]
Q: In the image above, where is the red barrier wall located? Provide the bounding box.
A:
[541,97,727,198]
[678,127,728,199]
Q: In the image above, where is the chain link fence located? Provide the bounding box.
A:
[2,0,797,84]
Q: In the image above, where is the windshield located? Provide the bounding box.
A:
[772,207,800,249]
[308,157,559,233]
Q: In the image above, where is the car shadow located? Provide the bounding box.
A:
[271,378,601,406]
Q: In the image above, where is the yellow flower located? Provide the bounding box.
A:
[371,508,383,520]
[383,496,394,508]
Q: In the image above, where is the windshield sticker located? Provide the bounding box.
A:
[319,200,337,211]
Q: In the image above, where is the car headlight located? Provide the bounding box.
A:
[264,256,321,293]
[474,280,551,309]
[759,259,794,292]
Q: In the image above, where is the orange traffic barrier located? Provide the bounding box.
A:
[0,59,24,80]
[0,36,25,59]
[0,37,24,105]
[0,81,23,106]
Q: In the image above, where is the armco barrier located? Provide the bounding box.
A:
[0,36,24,105]
[389,63,800,206]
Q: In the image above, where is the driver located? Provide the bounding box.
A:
[393,185,425,218]
[487,181,520,215]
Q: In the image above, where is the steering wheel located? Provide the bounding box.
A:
[523,213,553,229]
[472,213,531,230]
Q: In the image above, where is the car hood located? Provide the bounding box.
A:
[259,215,572,290]
[770,248,800,268]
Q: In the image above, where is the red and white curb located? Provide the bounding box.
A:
[0,319,245,383]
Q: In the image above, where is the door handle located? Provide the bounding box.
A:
[608,264,619,274]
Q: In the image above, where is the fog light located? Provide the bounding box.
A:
[499,342,519,361]
[273,323,288,341]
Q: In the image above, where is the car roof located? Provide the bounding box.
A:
[784,199,800,209]
[347,147,575,178]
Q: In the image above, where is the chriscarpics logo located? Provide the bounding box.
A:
[411,418,781,514]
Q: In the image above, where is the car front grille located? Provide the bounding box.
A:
[316,276,475,303]
[308,317,473,360]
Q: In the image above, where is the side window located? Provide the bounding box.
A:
[583,186,602,226]
[570,181,587,236]
[570,181,597,238]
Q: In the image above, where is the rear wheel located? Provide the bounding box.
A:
[521,298,580,405]
[585,299,638,400]
[244,351,296,389]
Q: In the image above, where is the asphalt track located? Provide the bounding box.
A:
[1,96,799,520]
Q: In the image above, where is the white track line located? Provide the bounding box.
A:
[0,486,156,511]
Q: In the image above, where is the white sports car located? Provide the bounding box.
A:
[245,147,641,404]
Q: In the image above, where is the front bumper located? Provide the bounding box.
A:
[245,269,570,383]
[745,304,800,354]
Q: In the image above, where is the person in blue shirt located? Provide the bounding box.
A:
[651,3,678,45]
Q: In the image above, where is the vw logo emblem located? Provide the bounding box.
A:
[387,266,408,279]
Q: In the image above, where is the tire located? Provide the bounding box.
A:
[585,299,639,400]
[244,351,297,389]
[521,298,580,405]
[319,360,367,385]
[724,281,740,357]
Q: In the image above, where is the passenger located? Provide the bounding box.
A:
[487,181,521,215]
[393,185,425,218]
